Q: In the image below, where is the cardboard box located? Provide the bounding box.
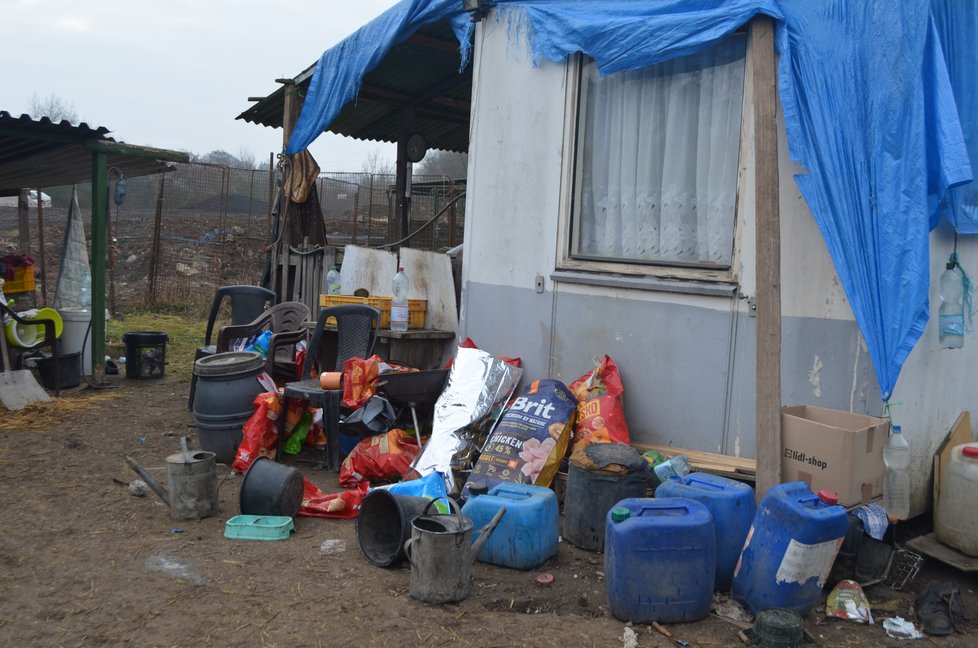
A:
[781,405,888,507]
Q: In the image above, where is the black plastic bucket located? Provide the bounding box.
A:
[356,490,433,567]
[562,461,649,552]
[239,457,304,517]
[36,352,81,390]
[122,331,168,379]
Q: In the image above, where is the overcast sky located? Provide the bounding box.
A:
[0,0,401,171]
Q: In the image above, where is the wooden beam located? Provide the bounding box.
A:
[751,16,781,503]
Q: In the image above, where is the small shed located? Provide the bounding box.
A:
[0,111,189,378]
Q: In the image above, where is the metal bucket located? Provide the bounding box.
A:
[239,457,304,517]
[404,498,505,604]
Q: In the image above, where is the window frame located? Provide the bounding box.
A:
[556,38,753,286]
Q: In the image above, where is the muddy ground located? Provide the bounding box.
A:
[0,373,976,647]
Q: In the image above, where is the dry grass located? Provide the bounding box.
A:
[0,390,123,431]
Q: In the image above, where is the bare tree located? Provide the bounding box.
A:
[416,150,467,180]
[360,149,395,176]
[28,92,79,124]
[236,148,258,170]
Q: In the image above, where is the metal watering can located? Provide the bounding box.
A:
[125,437,229,520]
[404,498,506,604]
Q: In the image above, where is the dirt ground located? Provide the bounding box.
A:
[1,373,976,648]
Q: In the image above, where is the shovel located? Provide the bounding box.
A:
[0,316,51,411]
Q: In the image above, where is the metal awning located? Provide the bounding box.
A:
[236,21,472,154]
[0,111,185,196]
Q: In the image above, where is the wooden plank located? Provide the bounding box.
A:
[751,16,781,503]
[633,443,756,476]
[904,533,978,573]
[934,411,972,510]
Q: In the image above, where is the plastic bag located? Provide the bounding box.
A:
[245,330,273,356]
[446,337,522,368]
[375,471,448,501]
[340,393,397,437]
[299,479,369,518]
[342,354,384,409]
[232,392,308,473]
[569,355,630,454]
[826,580,873,624]
[283,411,312,455]
[339,428,421,488]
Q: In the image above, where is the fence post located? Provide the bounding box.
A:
[148,174,165,305]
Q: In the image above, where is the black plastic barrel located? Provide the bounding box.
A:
[356,490,433,567]
[123,331,168,379]
[192,351,264,463]
[562,461,649,552]
[239,457,304,517]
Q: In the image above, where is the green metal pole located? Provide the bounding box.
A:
[90,151,107,382]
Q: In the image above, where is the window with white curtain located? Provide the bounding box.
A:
[571,34,747,271]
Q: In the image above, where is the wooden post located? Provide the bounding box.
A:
[752,16,781,503]
[148,174,165,304]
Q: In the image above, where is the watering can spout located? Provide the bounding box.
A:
[124,455,170,507]
[469,507,506,565]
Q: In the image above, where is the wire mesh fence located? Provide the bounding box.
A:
[0,162,465,318]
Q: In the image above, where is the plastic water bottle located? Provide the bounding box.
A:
[883,425,911,520]
[325,265,341,295]
[939,260,965,349]
[391,267,409,332]
[80,271,92,310]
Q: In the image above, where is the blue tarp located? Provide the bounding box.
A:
[287,0,973,401]
[931,0,978,234]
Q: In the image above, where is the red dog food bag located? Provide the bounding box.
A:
[569,355,630,454]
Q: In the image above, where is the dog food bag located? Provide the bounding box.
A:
[463,379,576,497]
[569,355,630,454]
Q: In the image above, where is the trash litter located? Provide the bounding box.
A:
[128,479,148,497]
[621,626,638,648]
[319,539,346,555]
[886,549,923,590]
[300,480,369,519]
[826,580,873,623]
[883,616,924,640]
[536,573,555,587]
[713,593,754,623]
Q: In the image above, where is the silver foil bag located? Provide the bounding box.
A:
[413,346,523,492]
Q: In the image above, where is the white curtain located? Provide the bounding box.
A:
[576,34,747,268]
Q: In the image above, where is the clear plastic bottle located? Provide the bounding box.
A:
[325,265,341,295]
[939,260,965,349]
[80,270,92,311]
[390,267,409,332]
[883,425,911,520]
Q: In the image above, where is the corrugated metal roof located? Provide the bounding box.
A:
[237,21,471,153]
[0,111,187,195]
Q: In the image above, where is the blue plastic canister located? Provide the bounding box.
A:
[605,497,716,624]
[655,472,756,591]
[732,482,849,616]
[462,483,559,570]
